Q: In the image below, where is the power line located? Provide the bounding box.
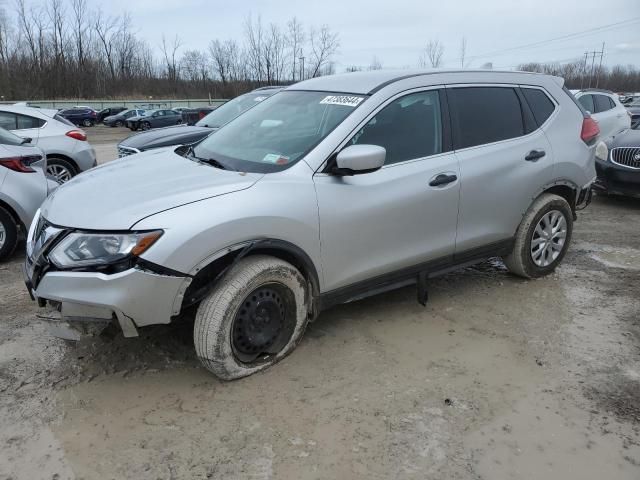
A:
[466,17,640,62]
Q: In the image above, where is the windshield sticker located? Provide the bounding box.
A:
[320,95,363,107]
[263,153,290,165]
[254,96,267,102]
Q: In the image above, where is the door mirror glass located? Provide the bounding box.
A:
[334,144,386,175]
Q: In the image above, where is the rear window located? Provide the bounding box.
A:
[54,114,75,127]
[448,87,524,149]
[521,88,556,126]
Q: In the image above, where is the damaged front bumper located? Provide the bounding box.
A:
[24,266,190,339]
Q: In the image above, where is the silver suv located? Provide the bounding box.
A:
[24,70,598,379]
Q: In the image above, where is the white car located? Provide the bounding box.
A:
[572,89,631,141]
[0,127,57,260]
[0,104,97,182]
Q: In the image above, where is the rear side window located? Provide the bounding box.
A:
[578,94,595,113]
[521,88,555,126]
[16,114,45,129]
[594,95,613,113]
[448,87,524,149]
[350,90,443,165]
[0,111,17,130]
[608,97,616,109]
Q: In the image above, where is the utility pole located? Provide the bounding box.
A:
[595,42,605,88]
[299,56,305,81]
[584,44,605,89]
[580,51,588,89]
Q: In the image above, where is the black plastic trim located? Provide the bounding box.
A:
[318,238,514,310]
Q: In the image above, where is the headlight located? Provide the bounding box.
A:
[595,141,609,161]
[49,230,163,268]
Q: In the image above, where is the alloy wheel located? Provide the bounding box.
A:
[47,164,72,183]
[530,209,567,267]
[0,221,6,250]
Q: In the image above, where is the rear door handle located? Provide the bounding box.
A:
[525,150,546,162]
[429,173,457,187]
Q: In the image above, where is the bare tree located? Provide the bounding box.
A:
[161,33,183,84]
[419,39,444,68]
[368,55,382,70]
[244,14,264,82]
[307,25,339,78]
[287,17,304,81]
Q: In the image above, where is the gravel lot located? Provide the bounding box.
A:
[1,127,639,479]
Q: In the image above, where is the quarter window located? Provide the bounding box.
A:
[522,88,555,126]
[448,87,524,149]
[350,90,443,165]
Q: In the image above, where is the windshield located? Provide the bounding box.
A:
[0,126,26,146]
[196,92,274,128]
[191,91,365,173]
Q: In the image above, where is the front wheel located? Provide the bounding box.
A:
[115,120,124,127]
[503,193,573,278]
[194,255,309,380]
[46,158,77,183]
[141,121,151,131]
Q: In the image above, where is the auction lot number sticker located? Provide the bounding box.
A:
[320,95,364,107]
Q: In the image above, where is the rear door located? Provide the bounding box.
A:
[448,85,555,252]
[314,88,461,291]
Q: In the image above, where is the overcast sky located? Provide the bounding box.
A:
[102,0,639,70]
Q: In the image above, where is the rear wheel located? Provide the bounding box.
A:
[194,255,309,380]
[115,120,124,127]
[82,118,92,127]
[141,121,151,131]
[46,158,77,183]
[503,193,573,278]
[0,207,18,261]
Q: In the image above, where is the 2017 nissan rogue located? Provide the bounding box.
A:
[24,70,599,380]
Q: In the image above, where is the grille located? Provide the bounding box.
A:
[117,145,140,158]
[611,147,640,170]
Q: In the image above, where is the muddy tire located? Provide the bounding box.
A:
[194,255,309,380]
[0,207,18,261]
[503,193,573,279]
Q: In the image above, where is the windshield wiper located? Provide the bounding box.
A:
[183,145,232,170]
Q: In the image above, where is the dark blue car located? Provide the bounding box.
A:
[59,107,98,127]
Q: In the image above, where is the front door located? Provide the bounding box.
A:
[314,89,460,292]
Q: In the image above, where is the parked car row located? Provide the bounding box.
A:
[0,104,96,182]
[571,89,631,140]
[117,87,282,156]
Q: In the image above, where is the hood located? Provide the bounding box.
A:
[120,125,213,150]
[40,148,263,230]
[607,128,640,148]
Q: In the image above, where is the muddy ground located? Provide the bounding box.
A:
[1,128,639,479]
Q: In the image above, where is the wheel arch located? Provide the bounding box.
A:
[180,238,321,317]
[46,153,79,173]
[538,180,579,212]
[0,197,24,231]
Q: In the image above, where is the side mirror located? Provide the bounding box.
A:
[21,137,32,144]
[332,144,386,175]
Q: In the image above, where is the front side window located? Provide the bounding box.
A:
[449,87,524,149]
[522,88,556,126]
[192,91,364,173]
[578,94,595,113]
[350,90,442,165]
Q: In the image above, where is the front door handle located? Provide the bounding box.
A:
[525,150,546,161]
[429,173,457,187]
